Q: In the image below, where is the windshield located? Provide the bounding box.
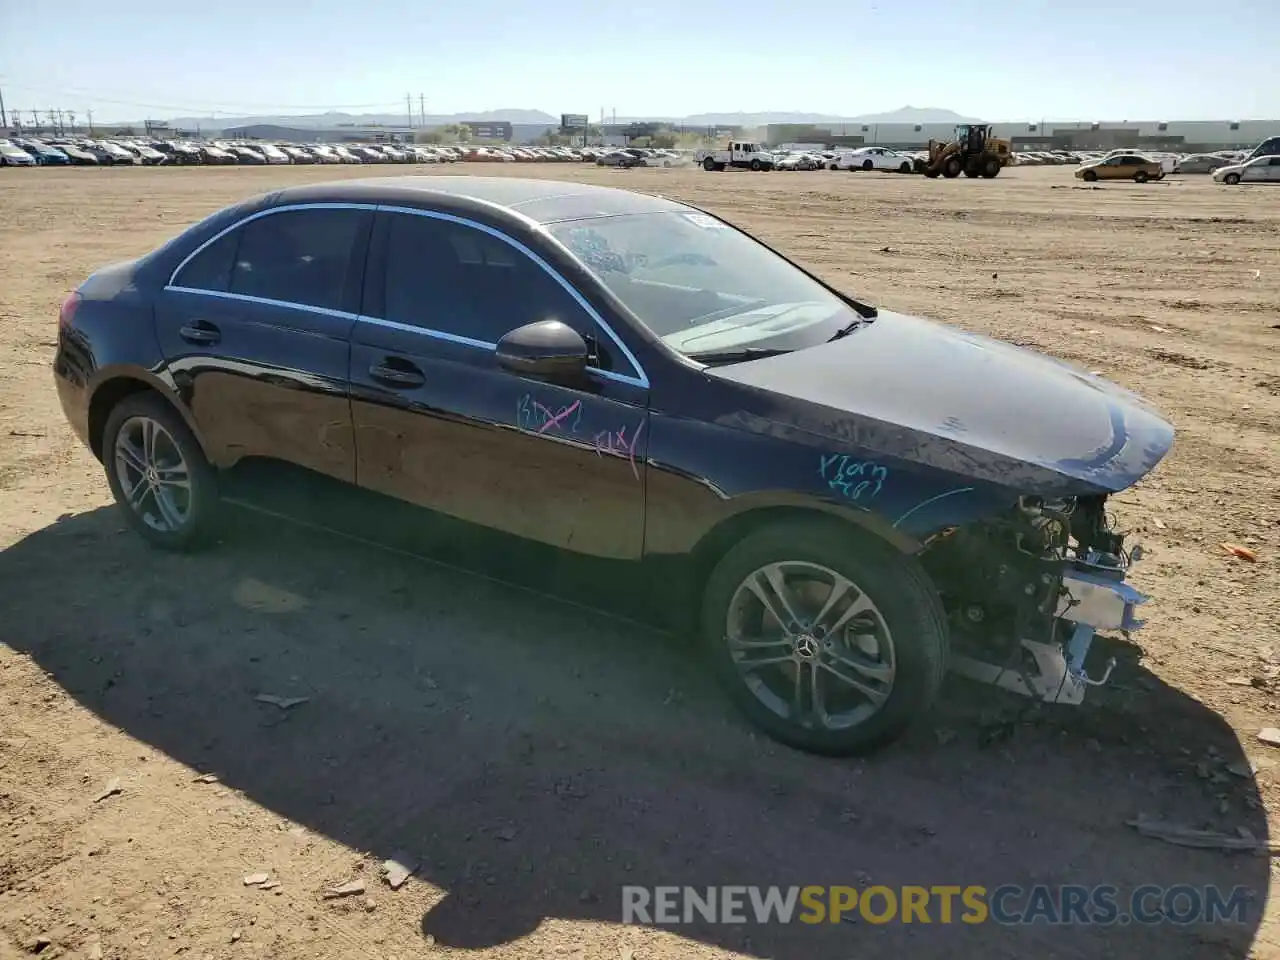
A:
[548,211,863,356]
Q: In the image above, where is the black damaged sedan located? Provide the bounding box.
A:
[53,177,1174,754]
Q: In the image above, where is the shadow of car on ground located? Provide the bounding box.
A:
[0,482,1267,959]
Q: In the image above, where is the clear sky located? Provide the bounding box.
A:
[2,0,1277,122]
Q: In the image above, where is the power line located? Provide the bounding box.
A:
[2,81,404,113]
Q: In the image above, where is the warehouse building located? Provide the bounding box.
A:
[764,119,1278,153]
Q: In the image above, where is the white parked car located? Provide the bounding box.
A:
[1213,155,1280,184]
[830,147,914,173]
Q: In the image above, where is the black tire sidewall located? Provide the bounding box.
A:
[102,393,218,551]
[700,521,948,755]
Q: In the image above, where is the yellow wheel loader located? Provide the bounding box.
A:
[914,124,1011,179]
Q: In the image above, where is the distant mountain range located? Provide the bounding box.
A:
[161,105,978,131]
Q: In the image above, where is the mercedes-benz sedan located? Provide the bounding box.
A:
[52,177,1172,755]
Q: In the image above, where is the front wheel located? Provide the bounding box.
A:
[1134,171,1149,183]
[700,521,948,755]
[862,159,874,171]
[1082,169,1098,182]
[899,162,912,173]
[750,158,762,171]
[1224,173,1241,185]
[103,393,219,551]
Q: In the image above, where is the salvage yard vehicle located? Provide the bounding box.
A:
[831,147,914,173]
[697,140,776,171]
[1172,153,1231,174]
[1076,153,1165,182]
[917,124,1011,178]
[52,177,1173,756]
[0,139,38,166]
[1212,155,1280,184]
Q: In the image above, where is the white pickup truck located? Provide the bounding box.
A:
[696,141,776,171]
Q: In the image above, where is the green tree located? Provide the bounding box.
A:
[415,130,445,144]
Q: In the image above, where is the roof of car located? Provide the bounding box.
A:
[276,176,688,225]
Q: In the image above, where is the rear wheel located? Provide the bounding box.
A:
[981,156,1001,178]
[703,157,716,171]
[899,162,912,173]
[103,393,218,551]
[862,159,874,171]
[700,521,948,755]
[1134,171,1148,183]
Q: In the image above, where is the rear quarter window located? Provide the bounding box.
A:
[172,230,239,293]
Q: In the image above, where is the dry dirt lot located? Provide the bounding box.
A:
[1,163,1278,959]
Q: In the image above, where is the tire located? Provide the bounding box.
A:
[1082,169,1098,182]
[700,520,948,755]
[703,157,716,171]
[750,158,762,171]
[981,157,1001,178]
[1225,173,1240,185]
[1134,171,1148,183]
[942,157,962,178]
[899,162,911,173]
[862,159,873,171]
[102,393,219,551]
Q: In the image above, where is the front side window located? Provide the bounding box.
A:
[549,211,861,357]
[382,213,622,368]
[229,208,367,311]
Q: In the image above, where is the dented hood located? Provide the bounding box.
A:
[709,309,1175,496]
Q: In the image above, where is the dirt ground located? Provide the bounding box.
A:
[1,163,1278,960]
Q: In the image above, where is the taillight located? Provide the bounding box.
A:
[58,292,81,331]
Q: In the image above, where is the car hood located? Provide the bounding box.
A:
[708,309,1175,496]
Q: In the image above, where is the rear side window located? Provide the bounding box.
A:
[382,212,595,348]
[173,230,238,293]
[228,208,368,311]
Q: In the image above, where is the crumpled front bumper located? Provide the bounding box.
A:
[949,564,1148,705]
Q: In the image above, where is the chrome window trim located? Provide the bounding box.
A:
[163,200,650,389]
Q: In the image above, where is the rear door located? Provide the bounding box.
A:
[157,205,373,481]
[348,208,649,559]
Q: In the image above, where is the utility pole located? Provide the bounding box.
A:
[406,93,413,129]
[87,109,94,134]
[0,83,7,129]
[31,109,41,133]
[67,110,76,133]
[419,93,425,128]
[48,109,58,134]
[55,109,65,135]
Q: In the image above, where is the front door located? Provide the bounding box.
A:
[348,209,649,560]
[157,205,373,481]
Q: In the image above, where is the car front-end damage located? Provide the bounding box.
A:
[920,492,1147,705]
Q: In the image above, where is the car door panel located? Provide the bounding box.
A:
[348,209,649,560]
[156,292,358,479]
[156,205,372,482]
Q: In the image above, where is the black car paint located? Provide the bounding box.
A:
[54,176,1174,585]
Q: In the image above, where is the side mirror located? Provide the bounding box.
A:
[496,320,589,381]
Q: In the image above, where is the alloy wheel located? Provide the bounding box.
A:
[725,561,896,731]
[113,416,192,533]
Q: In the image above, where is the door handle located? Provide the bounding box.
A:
[179,322,220,344]
[368,360,425,388]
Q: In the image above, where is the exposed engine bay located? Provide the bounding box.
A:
[920,494,1146,704]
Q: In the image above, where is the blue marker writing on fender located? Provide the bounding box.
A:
[819,453,888,501]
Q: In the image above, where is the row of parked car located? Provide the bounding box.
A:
[0,135,698,168]
[1012,147,1253,174]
